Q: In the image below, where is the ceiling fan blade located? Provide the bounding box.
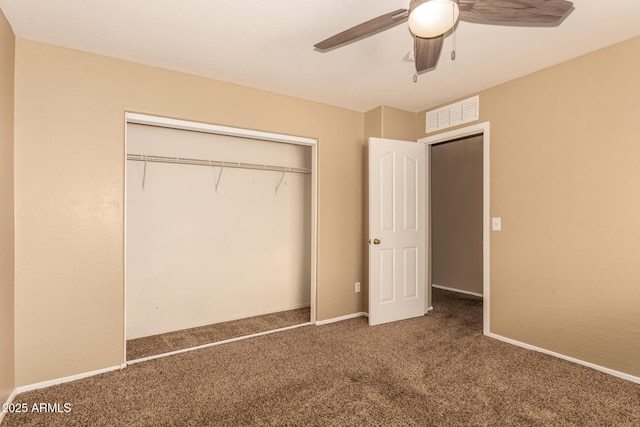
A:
[460,0,574,24]
[414,35,444,73]
[314,9,408,51]
[459,0,477,12]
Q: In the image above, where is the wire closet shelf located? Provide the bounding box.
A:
[126,154,311,175]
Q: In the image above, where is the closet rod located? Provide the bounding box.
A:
[126,154,311,174]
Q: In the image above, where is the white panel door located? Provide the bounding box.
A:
[369,137,426,325]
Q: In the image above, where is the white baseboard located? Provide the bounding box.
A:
[487,332,640,384]
[16,364,126,394]
[432,284,483,298]
[0,388,17,425]
[315,312,367,326]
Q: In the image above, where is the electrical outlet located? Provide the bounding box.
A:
[355,282,361,293]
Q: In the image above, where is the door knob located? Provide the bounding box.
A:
[373,238,381,245]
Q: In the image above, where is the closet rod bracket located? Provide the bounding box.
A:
[141,155,148,191]
[275,167,290,195]
[215,161,225,193]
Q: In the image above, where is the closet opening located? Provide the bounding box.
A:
[420,122,490,335]
[124,113,317,363]
[429,135,484,328]
[430,135,483,298]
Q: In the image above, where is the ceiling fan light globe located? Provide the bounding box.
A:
[408,0,460,38]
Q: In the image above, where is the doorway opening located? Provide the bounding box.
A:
[124,113,318,363]
[420,122,490,335]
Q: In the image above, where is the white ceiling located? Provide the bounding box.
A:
[1,0,639,112]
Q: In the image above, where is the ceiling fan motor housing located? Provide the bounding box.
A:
[409,0,460,39]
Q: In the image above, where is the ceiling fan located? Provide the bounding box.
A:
[314,0,574,73]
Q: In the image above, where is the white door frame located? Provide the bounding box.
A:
[419,122,490,336]
[123,112,318,363]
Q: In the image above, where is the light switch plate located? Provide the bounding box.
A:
[492,217,502,231]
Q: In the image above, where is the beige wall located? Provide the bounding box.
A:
[0,9,15,405]
[365,105,417,142]
[419,36,640,377]
[364,106,382,142]
[13,39,364,386]
[380,105,417,142]
[431,135,483,295]
[362,107,381,312]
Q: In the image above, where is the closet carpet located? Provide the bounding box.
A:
[5,289,640,426]
[127,307,311,360]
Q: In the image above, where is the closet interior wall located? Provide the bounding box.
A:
[431,135,483,296]
[125,123,312,340]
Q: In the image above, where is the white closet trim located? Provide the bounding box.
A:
[126,113,316,146]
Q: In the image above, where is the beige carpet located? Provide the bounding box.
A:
[127,307,310,360]
[5,289,640,426]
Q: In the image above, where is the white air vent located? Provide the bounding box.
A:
[426,95,479,133]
